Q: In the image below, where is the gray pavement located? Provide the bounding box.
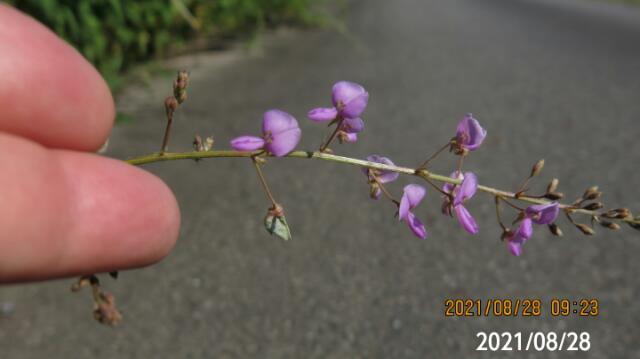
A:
[2,0,640,357]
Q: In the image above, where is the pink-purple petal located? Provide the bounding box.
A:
[403,184,426,209]
[525,202,560,225]
[308,107,338,122]
[332,81,369,118]
[454,172,478,206]
[341,117,364,133]
[343,132,358,143]
[230,135,265,152]
[517,217,534,240]
[364,155,400,183]
[267,127,302,157]
[455,205,479,234]
[262,109,299,135]
[456,114,486,151]
[507,238,524,257]
[406,212,428,239]
[442,171,463,195]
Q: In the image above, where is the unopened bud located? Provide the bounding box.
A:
[582,186,601,200]
[546,178,559,194]
[548,223,563,236]
[530,159,545,177]
[165,96,179,117]
[613,208,631,217]
[193,135,204,152]
[575,223,595,235]
[204,136,214,151]
[544,192,564,200]
[583,202,604,211]
[173,70,189,104]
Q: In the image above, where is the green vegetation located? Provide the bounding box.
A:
[7,0,319,89]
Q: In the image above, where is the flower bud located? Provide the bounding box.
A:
[599,221,620,230]
[193,135,204,152]
[582,186,601,200]
[575,223,595,235]
[544,192,564,200]
[583,202,604,211]
[530,159,545,178]
[204,136,214,151]
[548,223,563,236]
[173,70,189,104]
[165,96,179,117]
[546,178,559,194]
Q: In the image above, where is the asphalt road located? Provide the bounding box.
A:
[2,0,640,357]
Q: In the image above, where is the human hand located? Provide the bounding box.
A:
[0,4,180,283]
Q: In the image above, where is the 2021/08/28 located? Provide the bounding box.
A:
[476,332,590,352]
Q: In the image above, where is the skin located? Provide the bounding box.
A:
[0,4,180,283]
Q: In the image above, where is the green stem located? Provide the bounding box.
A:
[124,149,638,225]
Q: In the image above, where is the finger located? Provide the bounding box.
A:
[0,4,114,151]
[0,133,180,282]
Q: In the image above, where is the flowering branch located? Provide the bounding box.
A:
[124,149,640,225]
[75,71,638,326]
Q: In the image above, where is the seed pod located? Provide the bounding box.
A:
[583,202,604,211]
[530,159,545,178]
[546,178,559,194]
[575,223,595,235]
[545,192,564,200]
[548,223,563,236]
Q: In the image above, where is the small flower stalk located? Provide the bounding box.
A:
[161,71,190,154]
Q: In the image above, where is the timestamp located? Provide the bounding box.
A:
[550,298,599,317]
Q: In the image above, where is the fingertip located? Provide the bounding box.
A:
[0,4,115,150]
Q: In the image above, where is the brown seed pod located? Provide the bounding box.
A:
[530,159,545,177]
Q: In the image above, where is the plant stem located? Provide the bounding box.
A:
[417,140,451,169]
[251,156,278,208]
[160,115,174,154]
[319,118,344,152]
[124,149,639,226]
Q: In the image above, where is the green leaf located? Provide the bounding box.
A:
[264,214,292,241]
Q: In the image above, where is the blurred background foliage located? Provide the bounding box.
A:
[6,0,320,89]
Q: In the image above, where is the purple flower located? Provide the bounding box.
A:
[506,218,533,257]
[505,203,557,256]
[230,109,301,157]
[399,184,428,239]
[308,81,369,122]
[455,114,486,152]
[337,117,364,143]
[442,171,479,234]
[525,202,560,225]
[362,155,399,199]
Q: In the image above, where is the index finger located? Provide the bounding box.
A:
[0,4,114,151]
